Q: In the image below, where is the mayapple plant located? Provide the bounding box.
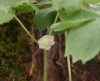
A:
[0,0,100,81]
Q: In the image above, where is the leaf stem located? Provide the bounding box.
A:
[43,11,59,81]
[67,55,72,81]
[14,16,38,44]
[43,50,48,81]
[49,12,59,35]
[65,32,72,81]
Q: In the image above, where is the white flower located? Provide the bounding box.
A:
[38,35,55,50]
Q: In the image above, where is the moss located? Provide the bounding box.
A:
[0,13,33,81]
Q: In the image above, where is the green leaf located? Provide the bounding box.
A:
[0,0,29,25]
[63,0,84,15]
[29,0,36,3]
[51,9,97,34]
[36,1,52,9]
[51,18,94,32]
[0,8,15,24]
[59,9,98,21]
[51,0,67,10]
[0,0,15,24]
[0,10,14,24]
[65,18,100,63]
[85,0,100,4]
[33,8,56,31]
[51,0,84,15]
[14,3,39,13]
[7,0,29,8]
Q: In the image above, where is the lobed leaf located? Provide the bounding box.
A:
[59,9,98,21]
[51,18,94,32]
[0,0,30,24]
[51,0,84,15]
[65,18,100,63]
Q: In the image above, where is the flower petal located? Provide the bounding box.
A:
[38,35,55,50]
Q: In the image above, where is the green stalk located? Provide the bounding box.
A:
[49,12,59,35]
[14,16,38,44]
[43,11,59,81]
[65,32,72,81]
[67,55,72,81]
[43,50,48,81]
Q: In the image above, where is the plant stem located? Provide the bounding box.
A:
[14,16,38,44]
[54,12,59,24]
[49,12,59,35]
[43,50,48,81]
[43,11,59,81]
[65,32,72,81]
[67,55,72,81]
